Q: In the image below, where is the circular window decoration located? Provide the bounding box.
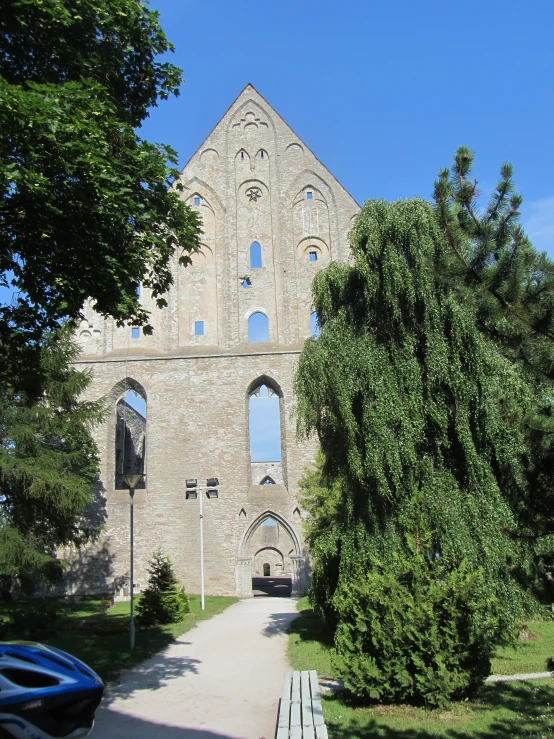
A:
[246,187,262,202]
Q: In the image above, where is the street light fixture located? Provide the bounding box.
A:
[120,472,145,651]
[185,479,198,500]
[185,478,219,611]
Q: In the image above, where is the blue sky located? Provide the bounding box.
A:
[5,0,554,462]
[139,0,553,462]
[142,0,554,256]
[250,389,281,462]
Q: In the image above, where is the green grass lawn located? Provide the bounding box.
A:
[0,594,237,685]
[492,620,554,675]
[288,597,554,738]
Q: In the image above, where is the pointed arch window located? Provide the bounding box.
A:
[250,242,262,269]
[248,312,269,343]
[249,384,281,463]
[260,476,276,485]
[115,387,146,489]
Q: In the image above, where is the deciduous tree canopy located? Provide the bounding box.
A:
[0,0,200,393]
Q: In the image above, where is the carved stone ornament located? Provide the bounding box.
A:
[246,187,262,202]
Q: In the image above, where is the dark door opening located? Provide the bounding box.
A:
[252,576,292,597]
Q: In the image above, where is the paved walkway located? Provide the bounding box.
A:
[93,597,299,739]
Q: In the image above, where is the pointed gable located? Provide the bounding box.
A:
[177,83,359,217]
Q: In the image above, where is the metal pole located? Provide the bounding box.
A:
[199,488,205,611]
[130,487,135,650]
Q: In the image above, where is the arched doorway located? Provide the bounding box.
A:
[236,511,308,598]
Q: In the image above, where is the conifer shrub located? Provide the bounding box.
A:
[136,549,189,626]
[333,507,497,707]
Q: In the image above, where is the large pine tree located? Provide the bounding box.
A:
[433,149,554,542]
[0,329,104,591]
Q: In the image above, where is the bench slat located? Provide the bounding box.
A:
[315,725,329,739]
[301,671,311,701]
[292,672,301,703]
[309,670,321,701]
[290,701,301,728]
[276,728,288,739]
[282,672,292,701]
[290,726,302,739]
[312,698,324,727]
[303,726,315,739]
[278,699,290,729]
[302,701,314,727]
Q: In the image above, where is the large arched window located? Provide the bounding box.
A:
[248,312,269,343]
[249,384,281,463]
[115,388,146,489]
[250,242,262,269]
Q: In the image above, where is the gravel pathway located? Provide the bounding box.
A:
[92,597,299,739]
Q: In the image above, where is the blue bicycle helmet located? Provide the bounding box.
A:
[0,642,103,739]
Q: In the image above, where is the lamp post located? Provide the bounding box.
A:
[120,472,144,650]
[186,478,219,611]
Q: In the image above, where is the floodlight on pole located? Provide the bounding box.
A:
[185,477,219,611]
[121,472,145,651]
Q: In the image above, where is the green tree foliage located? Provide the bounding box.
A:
[433,147,554,378]
[333,496,495,707]
[298,452,343,630]
[434,148,554,544]
[0,329,104,589]
[0,0,200,393]
[136,549,189,626]
[295,197,551,702]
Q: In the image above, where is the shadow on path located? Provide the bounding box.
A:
[262,609,300,638]
[94,708,245,739]
[102,652,201,705]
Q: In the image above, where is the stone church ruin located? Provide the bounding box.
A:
[74,85,359,598]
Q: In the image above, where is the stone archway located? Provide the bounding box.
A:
[253,546,284,576]
[236,511,308,598]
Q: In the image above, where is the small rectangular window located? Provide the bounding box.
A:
[131,327,140,339]
[194,197,201,205]
[309,251,318,262]
[195,321,204,336]
[306,191,313,200]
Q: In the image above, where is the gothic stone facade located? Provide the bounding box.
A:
[74,85,359,598]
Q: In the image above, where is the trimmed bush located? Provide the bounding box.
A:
[333,519,497,707]
[136,549,189,626]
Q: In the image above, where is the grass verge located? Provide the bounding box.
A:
[288,597,554,738]
[1,594,237,685]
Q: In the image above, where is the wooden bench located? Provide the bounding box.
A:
[275,670,328,739]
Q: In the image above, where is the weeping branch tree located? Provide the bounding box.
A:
[295,196,551,705]
[0,329,104,593]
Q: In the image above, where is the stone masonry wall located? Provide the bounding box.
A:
[71,85,359,598]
